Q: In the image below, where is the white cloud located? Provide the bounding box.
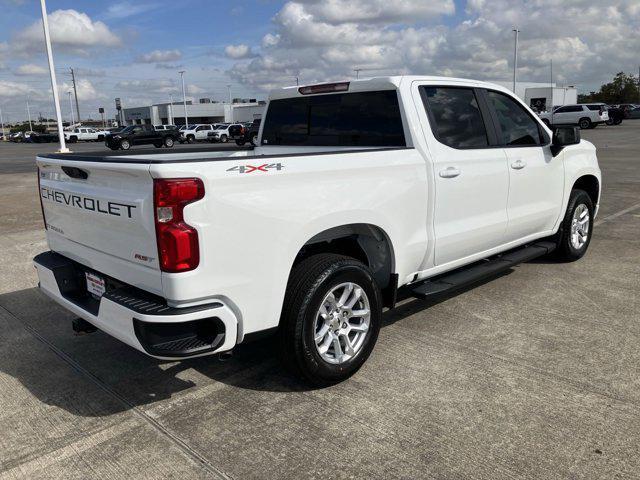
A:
[0,80,35,98]
[224,44,255,59]
[227,0,640,93]
[136,49,182,63]
[59,79,104,101]
[103,2,159,19]
[186,84,205,95]
[15,64,48,76]
[115,79,177,94]
[15,9,121,54]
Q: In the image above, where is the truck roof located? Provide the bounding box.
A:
[268,75,513,100]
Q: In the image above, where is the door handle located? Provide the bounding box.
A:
[511,159,526,170]
[439,166,461,178]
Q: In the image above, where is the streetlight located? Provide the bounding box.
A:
[40,0,68,152]
[68,91,75,125]
[512,28,520,94]
[26,96,33,132]
[179,70,188,127]
[0,106,5,140]
[227,84,232,104]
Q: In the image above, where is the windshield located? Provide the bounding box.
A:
[215,125,226,130]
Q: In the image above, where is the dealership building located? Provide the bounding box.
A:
[120,99,266,126]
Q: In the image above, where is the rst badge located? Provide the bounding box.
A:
[226,163,284,174]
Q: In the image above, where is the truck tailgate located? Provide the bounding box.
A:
[37,157,160,285]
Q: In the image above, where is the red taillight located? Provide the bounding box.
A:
[153,178,204,273]
[37,167,47,230]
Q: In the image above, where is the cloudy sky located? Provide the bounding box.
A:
[0,0,638,122]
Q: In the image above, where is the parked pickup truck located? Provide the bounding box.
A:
[104,124,178,150]
[34,76,601,385]
[65,127,109,143]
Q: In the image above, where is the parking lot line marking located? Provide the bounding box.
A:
[0,304,233,480]
[595,202,640,226]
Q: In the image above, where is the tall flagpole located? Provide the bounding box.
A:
[40,0,69,152]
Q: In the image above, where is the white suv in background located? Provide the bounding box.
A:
[539,104,608,129]
[180,124,214,143]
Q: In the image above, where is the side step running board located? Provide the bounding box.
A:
[410,241,556,300]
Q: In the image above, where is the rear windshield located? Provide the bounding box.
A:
[261,90,406,147]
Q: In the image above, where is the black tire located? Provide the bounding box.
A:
[251,134,259,146]
[120,139,130,150]
[542,119,551,127]
[97,135,104,141]
[235,140,245,146]
[164,136,174,148]
[69,136,78,143]
[186,134,195,144]
[220,134,228,143]
[614,118,623,125]
[578,118,591,129]
[278,254,382,386]
[553,189,594,261]
[606,118,614,126]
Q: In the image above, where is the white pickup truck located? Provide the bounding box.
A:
[34,76,601,385]
[64,127,109,143]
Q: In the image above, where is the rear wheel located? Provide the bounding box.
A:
[235,140,245,146]
[251,134,259,146]
[69,136,78,143]
[164,137,174,148]
[279,254,382,386]
[578,118,591,129]
[220,134,228,143]
[186,135,195,144]
[554,189,594,261]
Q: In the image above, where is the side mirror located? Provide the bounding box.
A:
[551,126,580,156]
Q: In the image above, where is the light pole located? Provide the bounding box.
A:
[512,28,520,94]
[68,91,75,125]
[227,84,232,103]
[40,0,68,152]
[168,93,174,125]
[26,96,33,132]
[179,70,188,127]
[0,106,5,140]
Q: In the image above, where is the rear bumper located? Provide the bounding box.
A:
[33,251,238,359]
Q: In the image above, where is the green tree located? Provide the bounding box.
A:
[580,72,640,104]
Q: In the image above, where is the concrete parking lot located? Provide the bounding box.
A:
[0,125,638,479]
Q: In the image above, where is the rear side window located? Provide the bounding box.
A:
[421,87,488,149]
[486,90,542,146]
[586,105,605,111]
[556,105,583,113]
[261,90,405,147]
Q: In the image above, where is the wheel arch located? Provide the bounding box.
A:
[572,174,600,207]
[293,223,397,307]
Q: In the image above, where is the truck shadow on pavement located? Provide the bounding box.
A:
[0,271,512,417]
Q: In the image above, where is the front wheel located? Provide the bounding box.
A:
[235,140,245,146]
[553,189,594,261]
[279,254,382,386]
[120,139,130,150]
[578,118,591,129]
[220,134,228,143]
[250,134,259,146]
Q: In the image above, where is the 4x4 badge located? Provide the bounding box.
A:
[226,163,284,174]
